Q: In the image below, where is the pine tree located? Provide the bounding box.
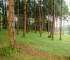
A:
[23,0,26,37]
[8,0,16,49]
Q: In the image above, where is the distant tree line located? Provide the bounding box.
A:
[0,0,69,49]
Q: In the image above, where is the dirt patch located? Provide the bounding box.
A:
[49,54,59,60]
[0,56,2,60]
[0,42,5,45]
[18,42,60,60]
[18,43,48,57]
[0,42,68,60]
[64,56,70,60]
[0,42,6,47]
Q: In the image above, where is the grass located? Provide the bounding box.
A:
[0,46,19,56]
[16,30,70,56]
[0,29,70,60]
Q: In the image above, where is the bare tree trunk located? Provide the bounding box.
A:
[41,7,44,32]
[34,0,37,33]
[43,0,46,31]
[49,21,52,38]
[48,16,50,33]
[51,0,55,40]
[60,0,62,40]
[39,8,42,37]
[0,16,2,30]
[16,0,20,35]
[8,0,16,49]
[0,14,1,31]
[39,0,42,37]
[23,0,26,37]
[48,16,52,38]
[60,19,62,40]
[48,1,52,38]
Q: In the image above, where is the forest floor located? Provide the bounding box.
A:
[0,42,69,60]
[0,30,70,60]
[18,42,70,60]
[0,42,70,60]
[18,42,63,60]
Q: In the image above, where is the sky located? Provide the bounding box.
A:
[65,0,70,12]
[55,0,70,27]
[63,0,70,26]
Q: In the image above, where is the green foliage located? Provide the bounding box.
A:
[0,46,19,56]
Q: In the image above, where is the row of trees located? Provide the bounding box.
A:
[0,0,69,49]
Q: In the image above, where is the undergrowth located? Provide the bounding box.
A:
[0,46,20,56]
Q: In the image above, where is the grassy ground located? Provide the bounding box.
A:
[0,29,70,60]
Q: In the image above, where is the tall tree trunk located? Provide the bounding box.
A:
[23,0,26,37]
[43,0,46,31]
[0,15,2,30]
[48,16,50,33]
[60,0,62,40]
[16,0,20,35]
[41,7,44,32]
[60,19,62,40]
[5,0,7,29]
[48,16,52,38]
[39,8,42,37]
[48,1,52,38]
[39,0,42,37]
[8,0,16,49]
[0,14,1,31]
[34,0,37,33]
[26,0,30,33]
[51,0,55,40]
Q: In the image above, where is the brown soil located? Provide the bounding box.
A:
[64,56,70,60]
[18,43,48,57]
[0,42,5,46]
[18,42,60,60]
[0,42,70,60]
[0,42,6,47]
[0,56,2,60]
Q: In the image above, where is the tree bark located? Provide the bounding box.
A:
[60,0,62,40]
[43,0,46,31]
[39,0,42,37]
[16,0,20,35]
[34,0,37,33]
[48,16,52,38]
[51,0,55,40]
[0,14,1,31]
[8,0,16,49]
[23,0,26,37]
